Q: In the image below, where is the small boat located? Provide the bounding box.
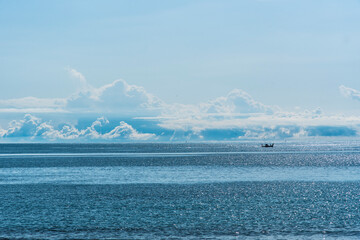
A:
[261,143,274,147]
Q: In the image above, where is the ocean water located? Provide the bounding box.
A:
[0,142,360,239]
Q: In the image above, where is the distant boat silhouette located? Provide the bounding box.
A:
[261,143,274,147]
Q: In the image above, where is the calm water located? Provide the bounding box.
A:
[0,142,360,239]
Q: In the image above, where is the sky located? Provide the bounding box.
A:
[1,0,360,141]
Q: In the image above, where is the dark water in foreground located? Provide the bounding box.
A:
[1,142,360,239]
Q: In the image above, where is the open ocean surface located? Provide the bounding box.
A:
[1,142,360,239]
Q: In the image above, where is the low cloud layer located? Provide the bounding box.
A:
[0,113,357,141]
[0,114,156,141]
[0,69,359,141]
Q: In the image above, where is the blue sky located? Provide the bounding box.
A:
[1,0,360,141]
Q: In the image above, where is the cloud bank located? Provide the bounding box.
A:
[0,69,359,141]
[0,114,156,141]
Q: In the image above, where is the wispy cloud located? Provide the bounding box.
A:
[66,67,89,90]
[339,85,360,101]
[0,97,66,111]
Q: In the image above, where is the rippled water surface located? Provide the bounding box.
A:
[1,142,360,239]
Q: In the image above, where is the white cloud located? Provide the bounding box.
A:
[66,67,89,89]
[0,69,359,141]
[158,104,329,132]
[0,114,156,141]
[204,89,275,115]
[66,79,165,115]
[0,68,278,117]
[157,105,360,140]
[1,112,359,141]
[0,97,66,110]
[0,69,165,115]
[102,121,155,140]
[339,85,360,101]
[159,88,276,123]
[2,114,43,138]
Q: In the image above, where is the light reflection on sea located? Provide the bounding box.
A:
[0,142,360,239]
[1,165,360,184]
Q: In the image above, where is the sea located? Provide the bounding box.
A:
[0,142,360,239]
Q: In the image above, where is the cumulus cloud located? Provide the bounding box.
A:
[0,69,165,115]
[0,113,359,141]
[339,85,360,101]
[2,114,43,138]
[0,114,156,141]
[66,67,89,89]
[204,89,275,115]
[0,68,275,118]
[159,88,277,125]
[102,121,156,140]
[66,79,164,115]
[0,69,360,141]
